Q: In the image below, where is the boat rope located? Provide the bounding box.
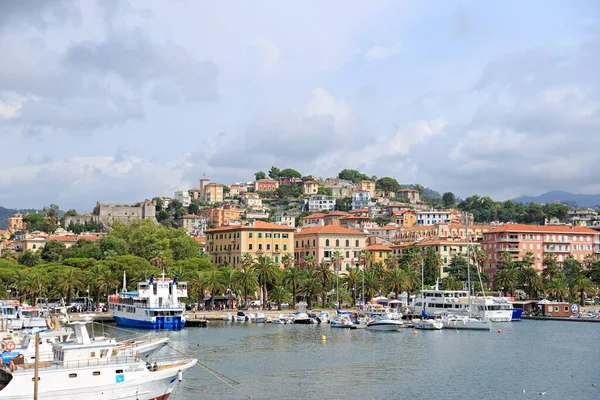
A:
[165,344,250,398]
[90,321,164,341]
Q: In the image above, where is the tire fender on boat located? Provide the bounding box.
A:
[5,340,15,352]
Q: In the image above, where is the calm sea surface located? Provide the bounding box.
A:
[107,320,599,400]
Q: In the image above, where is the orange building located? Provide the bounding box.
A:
[254,178,279,192]
[199,205,241,227]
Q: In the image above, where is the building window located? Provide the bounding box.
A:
[258,233,262,238]
[355,240,359,247]
[335,239,340,247]
[346,240,350,247]
[248,244,253,250]
[275,256,279,263]
[326,239,330,247]
[249,232,253,238]
[283,234,289,238]
[346,251,350,258]
[266,233,272,238]
[283,244,287,251]
[267,244,271,250]
[379,252,383,257]
[324,251,331,258]
[258,244,263,250]
[313,240,316,246]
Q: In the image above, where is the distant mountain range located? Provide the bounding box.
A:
[513,191,600,208]
[0,206,44,230]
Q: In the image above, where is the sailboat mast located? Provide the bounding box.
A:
[466,211,472,317]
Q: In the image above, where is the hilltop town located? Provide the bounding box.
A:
[0,168,599,307]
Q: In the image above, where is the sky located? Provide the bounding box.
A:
[0,0,599,211]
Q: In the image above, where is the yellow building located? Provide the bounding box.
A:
[294,225,367,272]
[7,214,25,233]
[365,244,393,267]
[199,205,241,227]
[413,238,480,278]
[302,180,319,195]
[356,180,376,198]
[205,221,295,268]
[199,178,224,203]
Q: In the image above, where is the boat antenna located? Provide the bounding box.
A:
[122,271,127,292]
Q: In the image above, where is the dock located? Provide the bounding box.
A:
[523,316,600,323]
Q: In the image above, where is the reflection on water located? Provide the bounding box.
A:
[106,321,599,400]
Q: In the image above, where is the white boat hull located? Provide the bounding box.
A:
[413,320,443,330]
[366,320,403,331]
[0,359,197,400]
[442,317,491,330]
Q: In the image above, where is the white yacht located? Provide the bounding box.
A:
[441,314,491,330]
[248,313,267,323]
[412,288,470,317]
[366,319,404,331]
[0,322,196,400]
[413,319,443,330]
[329,315,353,328]
[472,298,513,322]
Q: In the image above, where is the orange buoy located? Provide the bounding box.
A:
[413,331,418,335]
[497,329,502,333]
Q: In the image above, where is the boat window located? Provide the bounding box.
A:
[93,371,101,376]
[101,350,108,358]
[90,351,95,358]
[69,374,77,378]
[116,370,124,374]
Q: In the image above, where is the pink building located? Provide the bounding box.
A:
[254,178,279,192]
[481,224,600,275]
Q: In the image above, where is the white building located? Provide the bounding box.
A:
[274,215,296,228]
[174,190,191,207]
[352,191,372,210]
[240,193,262,208]
[416,210,452,226]
[306,195,335,213]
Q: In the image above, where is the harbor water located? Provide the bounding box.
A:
[109,320,598,400]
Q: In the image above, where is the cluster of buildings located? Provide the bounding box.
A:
[2,173,600,284]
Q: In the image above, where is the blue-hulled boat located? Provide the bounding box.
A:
[108,274,187,329]
[511,308,523,321]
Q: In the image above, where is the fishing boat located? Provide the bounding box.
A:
[108,274,187,329]
[0,322,196,400]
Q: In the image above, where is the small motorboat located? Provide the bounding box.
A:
[272,314,293,324]
[223,313,233,322]
[292,313,315,324]
[233,311,247,322]
[441,314,491,330]
[330,316,353,328]
[250,313,267,323]
[366,318,403,331]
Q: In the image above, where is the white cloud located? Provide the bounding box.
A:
[364,44,401,61]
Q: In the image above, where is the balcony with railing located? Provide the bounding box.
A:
[498,236,520,242]
[544,246,571,253]
[543,238,571,243]
[506,247,520,252]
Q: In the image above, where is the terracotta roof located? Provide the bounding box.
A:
[414,238,472,246]
[193,236,206,243]
[190,187,200,191]
[348,208,369,214]
[487,224,598,234]
[302,213,326,220]
[391,242,419,248]
[398,188,419,192]
[182,214,200,218]
[366,244,392,251]
[340,216,370,221]
[303,180,318,184]
[369,226,398,231]
[255,178,278,183]
[206,220,295,233]
[295,225,367,236]
[393,210,415,216]
[325,211,350,217]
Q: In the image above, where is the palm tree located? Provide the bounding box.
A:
[542,263,560,281]
[97,268,119,300]
[589,261,600,284]
[234,266,258,309]
[330,250,344,307]
[253,255,277,310]
[282,253,295,270]
[583,254,595,269]
[493,268,518,296]
[283,266,301,309]
[0,250,18,263]
[573,277,595,306]
[313,262,334,307]
[441,276,463,290]
[363,269,382,301]
[522,251,535,268]
[88,263,110,310]
[24,270,44,305]
[372,261,386,279]
[241,253,254,269]
[220,266,238,309]
[519,267,541,299]
[269,286,291,310]
[386,268,406,299]
[408,251,423,272]
[297,273,320,309]
[499,251,513,267]
[546,276,568,301]
[302,254,318,270]
[358,250,372,270]
[201,268,225,310]
[384,254,399,270]
[58,267,83,306]
[400,266,420,305]
[471,247,490,271]
[343,267,361,306]
[150,255,167,272]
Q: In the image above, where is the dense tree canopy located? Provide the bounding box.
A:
[338,169,370,183]
[458,196,570,223]
[376,177,401,195]
[278,168,302,178]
